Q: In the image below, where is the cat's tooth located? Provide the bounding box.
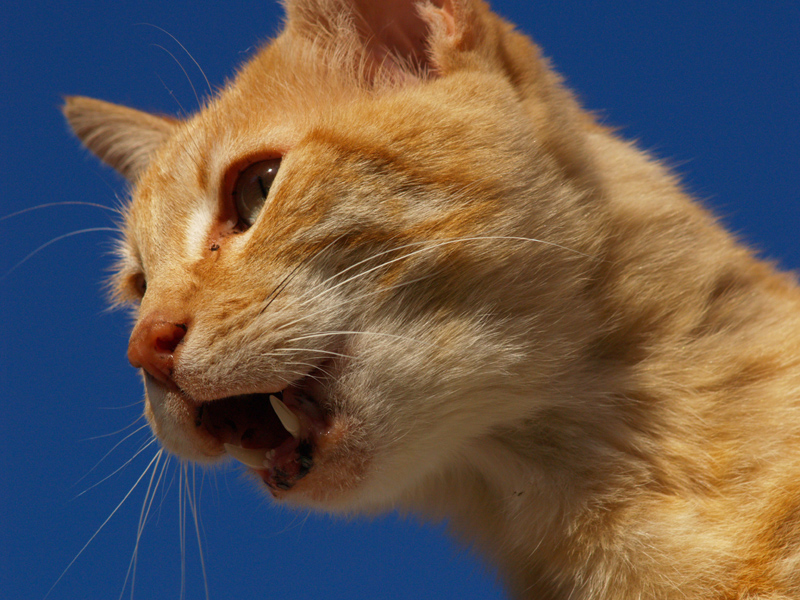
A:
[224,444,271,469]
[270,394,301,438]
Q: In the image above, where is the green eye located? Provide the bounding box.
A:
[232,158,281,227]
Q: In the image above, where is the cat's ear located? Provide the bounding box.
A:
[62,96,177,181]
[285,0,486,80]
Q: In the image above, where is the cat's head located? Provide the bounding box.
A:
[64,0,598,512]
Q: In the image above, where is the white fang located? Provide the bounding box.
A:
[224,444,270,469]
[270,394,301,438]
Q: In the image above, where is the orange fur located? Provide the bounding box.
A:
[64,1,800,597]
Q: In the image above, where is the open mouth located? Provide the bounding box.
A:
[196,366,331,491]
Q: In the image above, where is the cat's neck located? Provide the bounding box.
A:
[402,126,800,599]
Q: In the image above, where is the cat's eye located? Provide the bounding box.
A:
[232,158,281,228]
[134,273,147,297]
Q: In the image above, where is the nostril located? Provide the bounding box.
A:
[127,317,189,387]
[154,322,187,354]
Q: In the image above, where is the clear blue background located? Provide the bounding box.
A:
[1,2,798,599]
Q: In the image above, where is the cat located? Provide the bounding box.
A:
[62,0,800,598]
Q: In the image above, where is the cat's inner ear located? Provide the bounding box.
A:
[287,0,472,80]
[63,96,176,181]
[351,0,449,73]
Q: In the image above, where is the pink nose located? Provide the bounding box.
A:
[127,315,188,389]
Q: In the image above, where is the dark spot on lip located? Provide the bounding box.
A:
[272,468,292,490]
[298,440,314,479]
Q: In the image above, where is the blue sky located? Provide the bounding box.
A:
[1,2,798,599]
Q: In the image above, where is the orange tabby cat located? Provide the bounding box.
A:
[63,0,800,597]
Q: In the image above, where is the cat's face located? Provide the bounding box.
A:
[65,0,596,512]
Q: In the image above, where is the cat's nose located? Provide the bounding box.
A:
[127,315,188,389]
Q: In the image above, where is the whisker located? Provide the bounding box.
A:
[44,448,164,600]
[74,436,158,499]
[137,23,212,98]
[186,463,211,600]
[274,508,314,535]
[120,450,167,600]
[286,330,438,348]
[259,234,347,317]
[81,414,145,442]
[151,43,200,112]
[98,400,147,410]
[0,201,118,222]
[284,361,336,383]
[266,347,356,360]
[294,236,416,302]
[74,422,150,487]
[281,369,319,384]
[2,227,117,281]
[276,272,435,333]
[179,463,187,600]
[259,259,308,317]
[296,235,590,312]
[155,73,188,116]
[290,236,453,305]
[155,456,178,519]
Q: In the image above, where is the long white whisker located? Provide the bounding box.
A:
[155,72,188,116]
[258,234,349,316]
[98,400,147,410]
[151,43,200,111]
[295,238,421,302]
[280,369,317,384]
[0,201,118,222]
[2,227,118,281]
[137,23,212,98]
[297,235,586,308]
[275,508,314,535]
[280,362,335,385]
[75,422,150,486]
[286,330,438,348]
[186,463,211,600]
[307,236,590,311]
[120,450,167,600]
[179,463,187,600]
[266,347,356,360]
[276,272,435,333]
[81,415,146,442]
[74,436,158,499]
[158,457,179,518]
[44,448,164,600]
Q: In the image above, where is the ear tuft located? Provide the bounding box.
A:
[62,96,176,181]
